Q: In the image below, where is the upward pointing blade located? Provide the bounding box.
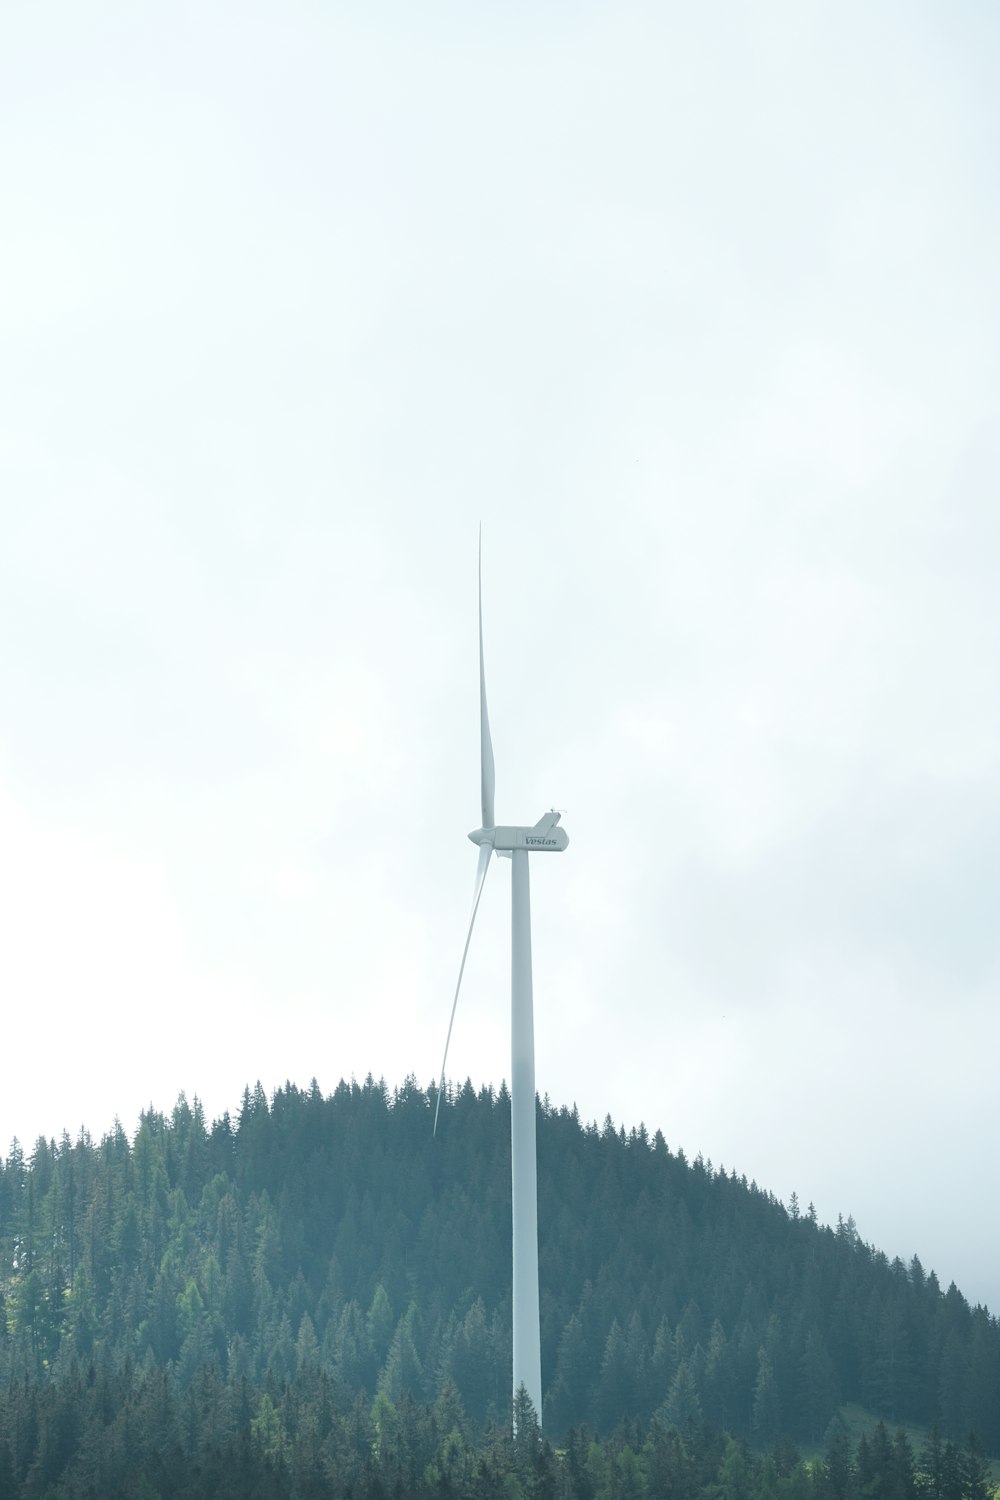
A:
[434,840,492,1136]
[479,530,495,829]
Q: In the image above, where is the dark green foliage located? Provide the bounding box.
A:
[3,1374,996,1500]
[1,1077,999,1498]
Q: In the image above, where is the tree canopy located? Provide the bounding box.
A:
[0,1076,998,1495]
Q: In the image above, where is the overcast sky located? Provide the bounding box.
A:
[2,2,998,1314]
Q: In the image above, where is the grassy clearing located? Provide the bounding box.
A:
[828,1404,1000,1485]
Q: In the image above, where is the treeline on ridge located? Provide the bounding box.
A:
[0,1076,997,1456]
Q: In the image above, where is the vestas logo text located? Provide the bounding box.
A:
[526,837,559,846]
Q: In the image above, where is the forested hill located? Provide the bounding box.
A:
[1,1076,998,1456]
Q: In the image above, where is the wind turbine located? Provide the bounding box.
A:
[434,535,568,1427]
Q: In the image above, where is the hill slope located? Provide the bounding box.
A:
[1,1076,997,1450]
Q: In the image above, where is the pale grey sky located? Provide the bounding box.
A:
[2,2,998,1311]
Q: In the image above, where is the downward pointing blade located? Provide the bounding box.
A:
[433,840,492,1136]
[479,531,495,829]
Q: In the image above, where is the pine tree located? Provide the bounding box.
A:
[824,1425,855,1500]
[961,1434,992,1500]
[594,1318,632,1431]
[752,1349,781,1445]
[798,1329,838,1441]
[663,1357,703,1431]
[377,1308,423,1403]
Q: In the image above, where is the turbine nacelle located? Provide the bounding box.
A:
[469,811,569,853]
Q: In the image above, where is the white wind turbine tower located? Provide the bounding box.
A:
[434,535,568,1427]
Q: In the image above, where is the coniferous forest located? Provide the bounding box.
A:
[0,1076,998,1498]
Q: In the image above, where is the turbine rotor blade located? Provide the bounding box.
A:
[434,840,492,1136]
[479,530,496,829]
